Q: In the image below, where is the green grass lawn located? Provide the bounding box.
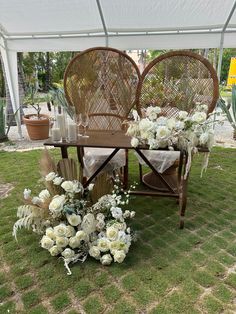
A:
[0,147,236,314]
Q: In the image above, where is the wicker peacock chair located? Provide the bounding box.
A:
[136,50,219,192]
[64,47,140,184]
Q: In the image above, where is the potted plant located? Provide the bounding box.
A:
[23,86,51,140]
[218,85,236,140]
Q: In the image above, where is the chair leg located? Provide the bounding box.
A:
[123,149,128,190]
[139,163,143,184]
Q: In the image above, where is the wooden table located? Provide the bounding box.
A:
[44,131,190,228]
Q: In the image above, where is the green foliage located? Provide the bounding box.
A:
[221,48,236,83]
[49,86,75,119]
[22,52,76,91]
[218,87,236,130]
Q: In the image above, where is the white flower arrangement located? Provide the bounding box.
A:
[13,169,136,275]
[127,105,223,177]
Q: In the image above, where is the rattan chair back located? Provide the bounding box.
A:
[64,47,140,130]
[137,51,219,117]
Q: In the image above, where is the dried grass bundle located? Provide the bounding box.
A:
[57,158,78,181]
[91,172,113,204]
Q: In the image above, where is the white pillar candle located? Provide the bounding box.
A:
[68,122,77,141]
[57,113,67,140]
[51,128,61,141]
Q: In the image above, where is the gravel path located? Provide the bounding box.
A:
[0,104,236,152]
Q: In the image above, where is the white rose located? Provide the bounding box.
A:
[98,238,110,252]
[106,226,119,241]
[56,236,69,247]
[191,112,207,123]
[110,207,123,220]
[126,123,139,137]
[123,210,130,218]
[146,106,161,121]
[61,181,83,194]
[166,118,176,130]
[46,227,56,240]
[53,176,63,185]
[96,213,105,221]
[39,189,50,201]
[88,183,94,191]
[113,222,126,230]
[130,211,135,218]
[61,181,75,193]
[72,181,83,193]
[81,213,96,234]
[155,116,167,126]
[148,138,158,149]
[76,230,88,242]
[66,213,81,226]
[45,172,57,181]
[54,223,67,237]
[61,248,75,259]
[89,246,101,259]
[23,188,31,200]
[96,220,105,231]
[32,197,42,205]
[41,235,54,250]
[69,236,81,249]
[131,137,139,148]
[139,119,154,132]
[49,245,62,256]
[113,250,126,263]
[156,126,171,139]
[140,130,153,140]
[178,111,188,120]
[100,254,112,266]
[109,240,121,251]
[175,121,185,130]
[49,195,66,213]
[65,225,76,237]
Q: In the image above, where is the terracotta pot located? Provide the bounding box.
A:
[23,114,50,140]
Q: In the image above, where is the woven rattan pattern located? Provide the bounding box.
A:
[64,47,140,130]
[137,51,219,118]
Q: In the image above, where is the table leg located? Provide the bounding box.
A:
[179,151,189,229]
[61,146,68,158]
[77,147,86,184]
[83,148,120,188]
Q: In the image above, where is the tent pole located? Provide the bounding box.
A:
[217,35,224,81]
[0,36,22,138]
[96,0,109,47]
[217,0,236,81]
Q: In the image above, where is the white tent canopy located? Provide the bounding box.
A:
[1,0,236,137]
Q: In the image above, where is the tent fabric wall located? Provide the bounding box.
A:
[0,38,22,137]
[1,0,236,137]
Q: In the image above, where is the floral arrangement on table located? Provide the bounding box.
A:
[13,152,136,275]
[126,104,223,176]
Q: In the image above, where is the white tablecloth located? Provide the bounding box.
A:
[83,148,126,177]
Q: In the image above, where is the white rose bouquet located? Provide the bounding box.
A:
[126,105,224,177]
[13,156,136,275]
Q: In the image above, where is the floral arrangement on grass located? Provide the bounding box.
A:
[127,104,223,176]
[13,152,136,275]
